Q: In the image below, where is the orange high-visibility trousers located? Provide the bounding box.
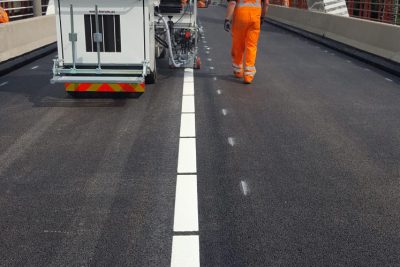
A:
[231,2,261,80]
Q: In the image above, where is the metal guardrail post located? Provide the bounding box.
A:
[33,0,42,17]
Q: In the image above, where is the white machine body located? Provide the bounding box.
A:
[56,0,154,66]
[52,0,156,84]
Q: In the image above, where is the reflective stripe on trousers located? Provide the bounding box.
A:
[244,66,256,77]
[232,63,243,72]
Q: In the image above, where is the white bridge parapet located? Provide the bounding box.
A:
[267,5,400,63]
[0,15,56,63]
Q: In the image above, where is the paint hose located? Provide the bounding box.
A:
[156,13,182,68]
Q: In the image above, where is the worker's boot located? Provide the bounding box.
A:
[233,71,243,78]
[244,75,254,84]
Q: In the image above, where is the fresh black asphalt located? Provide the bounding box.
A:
[1,5,400,266]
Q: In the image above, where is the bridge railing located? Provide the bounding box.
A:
[0,0,49,21]
[269,0,400,25]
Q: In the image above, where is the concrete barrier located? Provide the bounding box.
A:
[0,15,56,63]
[266,5,400,64]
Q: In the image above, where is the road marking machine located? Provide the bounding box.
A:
[51,0,200,94]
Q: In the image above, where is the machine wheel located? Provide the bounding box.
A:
[194,56,201,69]
[145,60,157,84]
[67,91,79,98]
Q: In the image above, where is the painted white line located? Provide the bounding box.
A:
[228,137,236,147]
[221,109,228,116]
[171,67,199,265]
[180,113,196,138]
[183,69,194,96]
[213,77,217,81]
[173,175,199,231]
[385,78,393,82]
[171,235,200,267]
[0,81,9,87]
[364,68,370,71]
[206,47,210,50]
[178,137,197,173]
[207,58,212,62]
[205,51,210,54]
[216,90,222,95]
[240,181,250,196]
[323,50,328,53]
[209,66,214,70]
[31,65,39,70]
[183,82,194,96]
[346,60,352,63]
[182,95,195,113]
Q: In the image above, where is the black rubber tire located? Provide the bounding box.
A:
[66,91,79,98]
[194,56,201,69]
[145,60,157,84]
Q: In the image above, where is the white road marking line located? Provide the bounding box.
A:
[177,138,197,173]
[206,47,210,50]
[207,58,212,62]
[240,181,250,196]
[228,137,236,147]
[31,65,39,70]
[171,236,200,267]
[346,60,352,63]
[206,51,210,54]
[182,95,195,113]
[213,77,217,81]
[323,50,328,53]
[183,70,194,96]
[209,66,214,70]
[0,81,9,87]
[180,113,196,138]
[364,68,370,71]
[172,68,200,266]
[221,109,228,116]
[183,82,195,96]
[385,78,393,82]
[216,89,222,95]
[173,175,199,231]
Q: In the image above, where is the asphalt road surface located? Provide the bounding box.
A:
[1,5,400,267]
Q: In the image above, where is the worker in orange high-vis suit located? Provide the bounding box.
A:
[0,6,9,23]
[224,0,269,84]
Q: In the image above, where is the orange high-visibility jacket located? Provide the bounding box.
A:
[0,7,9,23]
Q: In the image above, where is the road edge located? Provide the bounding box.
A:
[265,18,400,77]
[0,43,57,76]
